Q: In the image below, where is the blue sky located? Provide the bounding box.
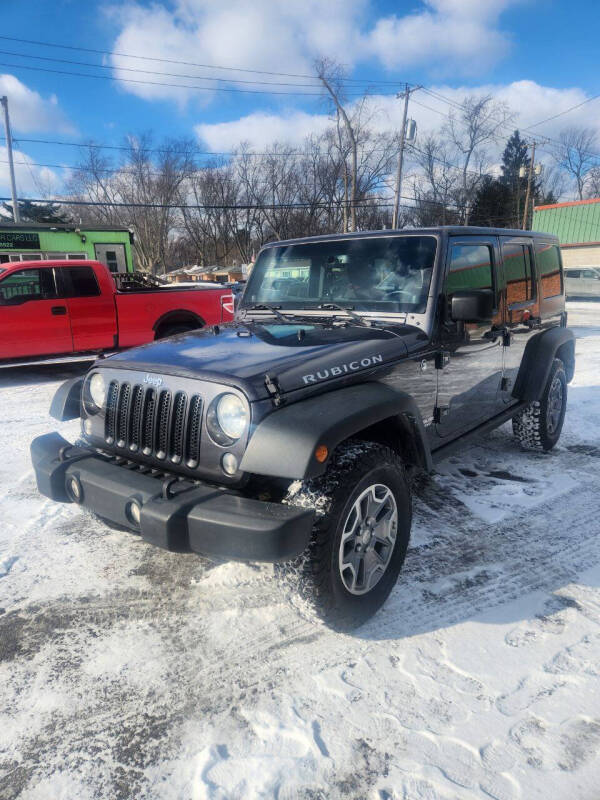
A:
[0,0,599,196]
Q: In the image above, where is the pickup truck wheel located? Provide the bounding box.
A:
[277,440,411,630]
[512,358,567,451]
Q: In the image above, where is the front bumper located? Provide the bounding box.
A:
[30,433,313,562]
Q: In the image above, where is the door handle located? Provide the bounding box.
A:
[51,305,67,316]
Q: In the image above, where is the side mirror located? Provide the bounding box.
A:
[450,289,494,323]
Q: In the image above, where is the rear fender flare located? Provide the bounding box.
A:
[152,309,205,337]
[513,327,575,403]
[240,382,432,480]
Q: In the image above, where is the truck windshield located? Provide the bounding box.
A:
[243,235,437,314]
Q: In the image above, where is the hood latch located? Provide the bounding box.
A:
[264,373,284,407]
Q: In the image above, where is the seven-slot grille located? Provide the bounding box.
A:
[104,380,202,468]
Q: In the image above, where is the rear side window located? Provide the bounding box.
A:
[0,268,56,304]
[62,266,100,297]
[445,243,493,293]
[502,242,535,304]
[565,269,581,279]
[535,243,562,299]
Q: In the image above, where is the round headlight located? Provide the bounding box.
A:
[88,372,106,410]
[216,393,248,440]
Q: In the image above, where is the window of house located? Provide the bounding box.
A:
[445,244,494,294]
[0,268,56,304]
[61,266,100,297]
[502,242,535,304]
[535,243,562,298]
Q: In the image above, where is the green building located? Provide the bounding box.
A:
[533,198,600,269]
[0,223,134,273]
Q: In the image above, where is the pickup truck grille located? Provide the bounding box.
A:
[105,380,202,468]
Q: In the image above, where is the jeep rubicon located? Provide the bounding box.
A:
[31,227,574,628]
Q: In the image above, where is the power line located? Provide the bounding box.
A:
[0,61,357,96]
[0,34,405,84]
[0,193,525,220]
[526,94,600,129]
[0,60,397,97]
[2,33,598,156]
[419,85,600,159]
[0,48,403,90]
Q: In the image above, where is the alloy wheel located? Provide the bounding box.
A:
[338,483,398,595]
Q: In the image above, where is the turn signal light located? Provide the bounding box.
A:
[315,445,328,463]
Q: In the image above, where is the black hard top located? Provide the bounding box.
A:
[262,226,559,249]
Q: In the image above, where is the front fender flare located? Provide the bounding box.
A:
[50,376,83,421]
[240,382,432,480]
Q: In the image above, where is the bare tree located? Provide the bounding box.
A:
[316,57,358,232]
[411,134,461,225]
[68,135,197,273]
[444,94,514,223]
[552,127,599,200]
[586,165,600,199]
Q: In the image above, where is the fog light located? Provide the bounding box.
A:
[68,476,82,503]
[83,419,93,436]
[221,452,238,475]
[127,500,141,527]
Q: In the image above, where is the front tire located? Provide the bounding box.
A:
[276,441,412,630]
[512,358,567,451]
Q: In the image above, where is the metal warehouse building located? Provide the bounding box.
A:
[0,223,134,273]
[533,198,600,268]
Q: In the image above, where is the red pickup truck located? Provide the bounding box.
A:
[0,259,234,362]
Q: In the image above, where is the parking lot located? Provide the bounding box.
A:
[1,303,599,800]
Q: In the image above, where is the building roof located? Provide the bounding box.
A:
[0,221,133,233]
[533,198,600,245]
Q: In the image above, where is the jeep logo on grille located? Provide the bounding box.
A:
[143,373,163,387]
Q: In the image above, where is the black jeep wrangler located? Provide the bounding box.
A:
[31,227,574,627]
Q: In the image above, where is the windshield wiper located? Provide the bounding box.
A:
[317,303,376,328]
[245,303,295,324]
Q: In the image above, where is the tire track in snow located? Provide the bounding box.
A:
[5,475,600,799]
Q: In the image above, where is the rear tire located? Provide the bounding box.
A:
[512,358,567,451]
[275,440,412,630]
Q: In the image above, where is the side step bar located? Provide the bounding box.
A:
[431,401,527,465]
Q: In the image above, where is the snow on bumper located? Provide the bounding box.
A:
[30,433,314,562]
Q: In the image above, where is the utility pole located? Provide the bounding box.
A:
[392,84,418,230]
[521,140,536,230]
[1,96,19,223]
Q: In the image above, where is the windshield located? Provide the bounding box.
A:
[243,235,437,314]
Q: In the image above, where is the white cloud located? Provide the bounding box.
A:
[195,81,600,154]
[196,110,332,151]
[0,74,74,134]
[0,145,61,198]
[107,0,519,104]
[365,1,515,73]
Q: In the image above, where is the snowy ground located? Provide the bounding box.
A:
[1,303,600,800]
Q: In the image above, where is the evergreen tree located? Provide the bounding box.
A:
[469,176,514,228]
[1,200,70,224]
[500,130,529,187]
[499,130,530,226]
